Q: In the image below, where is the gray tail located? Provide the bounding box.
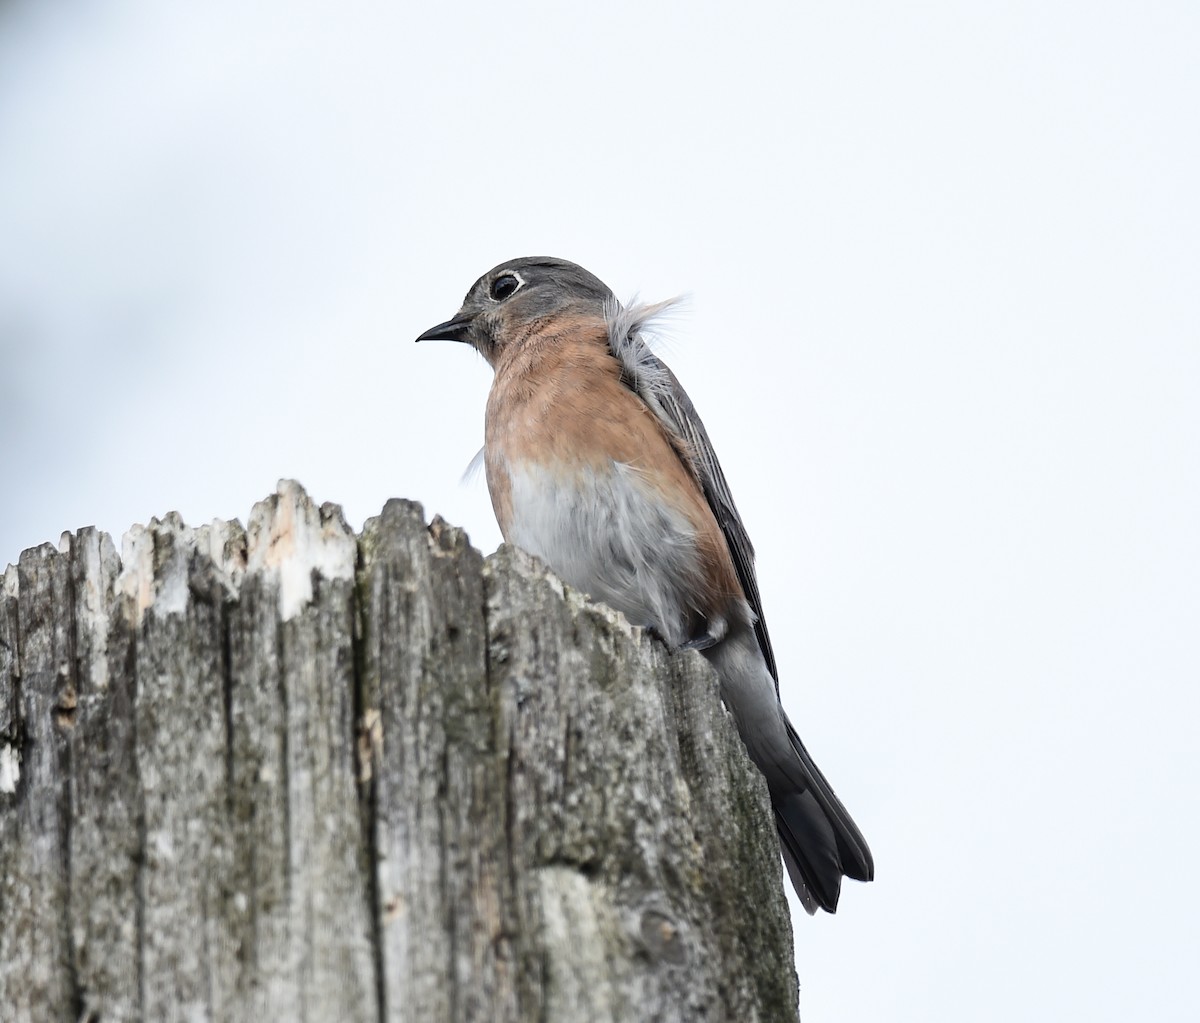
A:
[702,631,872,913]
[772,718,874,914]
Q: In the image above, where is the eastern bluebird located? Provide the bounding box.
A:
[418,257,873,913]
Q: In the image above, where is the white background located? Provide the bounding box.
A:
[2,3,1197,1019]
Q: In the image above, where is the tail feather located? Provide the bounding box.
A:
[785,720,874,882]
[775,792,842,914]
[781,842,820,915]
[771,719,874,913]
[704,631,873,913]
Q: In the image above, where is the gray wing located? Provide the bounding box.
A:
[605,299,780,688]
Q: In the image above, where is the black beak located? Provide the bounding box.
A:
[416,315,474,343]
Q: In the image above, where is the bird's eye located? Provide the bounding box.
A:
[489,273,522,301]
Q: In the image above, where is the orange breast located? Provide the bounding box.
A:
[483,314,746,622]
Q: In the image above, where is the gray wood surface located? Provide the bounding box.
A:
[0,481,798,1022]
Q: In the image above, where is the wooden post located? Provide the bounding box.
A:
[0,481,798,1022]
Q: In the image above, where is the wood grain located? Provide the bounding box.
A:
[0,482,797,1022]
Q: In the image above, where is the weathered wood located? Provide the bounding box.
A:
[0,481,798,1022]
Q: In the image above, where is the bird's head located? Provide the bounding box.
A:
[416,256,613,366]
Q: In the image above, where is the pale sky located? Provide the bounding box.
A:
[2,2,1197,1019]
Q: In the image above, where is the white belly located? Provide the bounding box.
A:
[500,459,702,647]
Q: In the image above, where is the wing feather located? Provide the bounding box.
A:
[605,298,780,687]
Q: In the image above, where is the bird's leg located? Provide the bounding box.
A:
[679,613,729,653]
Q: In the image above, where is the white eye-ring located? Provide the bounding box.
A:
[489,270,526,302]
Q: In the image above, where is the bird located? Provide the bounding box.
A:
[417,256,873,913]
